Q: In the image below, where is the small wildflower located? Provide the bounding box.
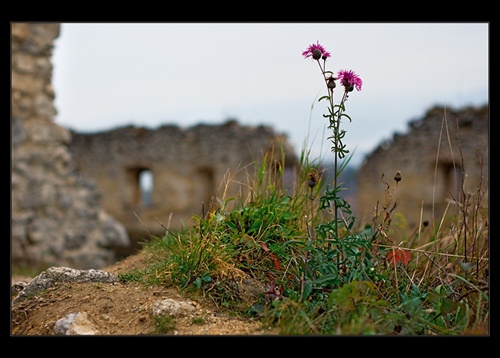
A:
[337,69,363,92]
[302,41,331,60]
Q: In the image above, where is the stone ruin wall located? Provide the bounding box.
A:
[11,23,130,270]
[356,104,488,237]
[68,122,300,245]
[11,23,299,268]
[12,23,488,271]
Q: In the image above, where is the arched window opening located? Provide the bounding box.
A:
[139,169,153,207]
[440,162,462,204]
[449,165,463,203]
[197,167,215,216]
[127,167,154,208]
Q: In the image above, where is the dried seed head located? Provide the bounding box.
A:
[308,169,321,188]
[327,76,336,89]
[394,171,402,182]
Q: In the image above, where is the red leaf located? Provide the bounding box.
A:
[386,250,398,267]
[387,248,411,267]
[270,253,281,270]
[399,249,411,266]
[259,242,280,270]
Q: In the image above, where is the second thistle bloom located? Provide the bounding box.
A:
[302,41,331,60]
[337,69,363,92]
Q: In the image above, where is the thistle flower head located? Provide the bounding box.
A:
[337,69,363,92]
[302,41,331,60]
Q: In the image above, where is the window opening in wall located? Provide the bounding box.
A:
[449,165,462,203]
[127,167,154,208]
[139,169,153,207]
[441,162,462,204]
[197,167,215,215]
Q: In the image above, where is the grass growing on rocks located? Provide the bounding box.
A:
[128,140,488,335]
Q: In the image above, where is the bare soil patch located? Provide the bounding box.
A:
[11,251,277,336]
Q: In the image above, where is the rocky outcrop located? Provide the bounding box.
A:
[12,266,118,304]
[11,266,266,335]
[11,23,130,270]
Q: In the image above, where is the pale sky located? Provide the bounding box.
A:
[51,22,489,168]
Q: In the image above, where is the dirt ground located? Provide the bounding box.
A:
[11,251,278,336]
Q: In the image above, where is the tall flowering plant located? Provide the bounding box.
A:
[302,41,362,241]
[267,42,379,302]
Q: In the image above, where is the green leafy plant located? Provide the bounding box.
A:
[132,41,488,335]
[279,41,380,303]
[154,314,177,334]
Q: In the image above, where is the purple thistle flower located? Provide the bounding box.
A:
[337,70,363,92]
[302,41,331,60]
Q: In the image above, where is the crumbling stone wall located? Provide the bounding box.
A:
[356,104,488,236]
[68,122,299,242]
[11,23,130,270]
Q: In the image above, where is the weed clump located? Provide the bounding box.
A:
[135,41,488,335]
